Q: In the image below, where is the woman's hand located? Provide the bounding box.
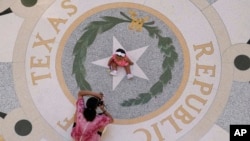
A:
[99,104,106,111]
[78,90,104,99]
[99,102,114,123]
[97,92,104,100]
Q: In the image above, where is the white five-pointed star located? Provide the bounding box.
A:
[92,36,149,90]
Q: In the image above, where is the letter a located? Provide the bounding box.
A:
[234,129,241,136]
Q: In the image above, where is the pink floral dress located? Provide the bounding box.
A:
[71,98,112,141]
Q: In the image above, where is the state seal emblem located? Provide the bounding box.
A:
[1,0,249,141]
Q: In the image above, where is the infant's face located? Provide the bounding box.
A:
[115,55,124,60]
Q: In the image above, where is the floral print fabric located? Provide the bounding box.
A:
[71,98,112,141]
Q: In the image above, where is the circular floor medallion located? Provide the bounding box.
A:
[12,1,232,140]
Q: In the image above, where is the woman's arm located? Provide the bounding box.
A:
[78,90,103,99]
[99,105,114,123]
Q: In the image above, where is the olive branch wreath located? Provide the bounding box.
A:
[73,11,178,107]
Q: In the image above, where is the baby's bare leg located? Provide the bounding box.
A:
[110,62,118,76]
[124,65,131,74]
[111,62,118,70]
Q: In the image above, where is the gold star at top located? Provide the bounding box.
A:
[128,10,149,32]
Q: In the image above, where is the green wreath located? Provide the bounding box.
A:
[73,11,178,107]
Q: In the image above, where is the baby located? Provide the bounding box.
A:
[108,48,134,79]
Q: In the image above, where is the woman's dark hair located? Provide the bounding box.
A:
[116,48,126,54]
[84,97,99,121]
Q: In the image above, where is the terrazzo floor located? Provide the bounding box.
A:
[0,0,250,141]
